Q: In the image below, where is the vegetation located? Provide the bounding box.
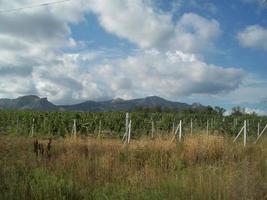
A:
[1,110,267,199]
[0,110,266,138]
[1,134,267,199]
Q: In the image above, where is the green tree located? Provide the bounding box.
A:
[231,106,245,116]
[214,106,226,116]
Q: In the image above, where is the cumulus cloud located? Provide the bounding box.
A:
[245,107,267,115]
[0,0,88,101]
[185,74,267,110]
[237,25,267,50]
[87,0,221,53]
[30,50,243,103]
[218,75,267,104]
[85,50,244,100]
[169,13,220,52]
[0,0,245,104]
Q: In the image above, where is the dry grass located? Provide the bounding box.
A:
[1,134,267,199]
[181,134,225,165]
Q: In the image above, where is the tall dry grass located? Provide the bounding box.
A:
[0,134,267,199]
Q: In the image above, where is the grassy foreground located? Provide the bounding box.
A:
[1,134,267,200]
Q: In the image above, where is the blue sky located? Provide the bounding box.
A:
[0,0,267,114]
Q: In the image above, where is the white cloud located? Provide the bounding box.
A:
[170,13,220,52]
[180,74,267,113]
[87,0,221,53]
[4,49,242,104]
[219,75,267,104]
[38,50,242,103]
[0,0,246,105]
[237,25,267,50]
[87,0,173,49]
[100,50,244,99]
[245,107,267,116]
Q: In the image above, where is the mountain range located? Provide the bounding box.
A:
[0,95,206,112]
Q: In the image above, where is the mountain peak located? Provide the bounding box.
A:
[112,98,124,103]
[16,95,40,100]
[0,95,207,112]
[0,95,56,110]
[145,96,164,100]
[191,102,204,109]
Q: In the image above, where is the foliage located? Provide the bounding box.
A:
[1,135,267,199]
[0,110,266,138]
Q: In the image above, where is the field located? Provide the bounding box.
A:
[1,110,267,199]
[1,133,267,200]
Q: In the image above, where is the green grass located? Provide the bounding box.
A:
[1,134,267,199]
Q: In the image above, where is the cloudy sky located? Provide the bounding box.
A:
[0,0,267,113]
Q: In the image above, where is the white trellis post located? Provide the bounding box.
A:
[233,118,236,127]
[125,112,129,142]
[244,120,247,147]
[255,124,267,143]
[171,120,182,142]
[179,120,182,141]
[206,119,209,134]
[72,119,77,138]
[43,117,46,130]
[122,113,131,144]
[98,120,102,138]
[127,119,132,144]
[151,119,155,138]
[190,118,193,134]
[30,118,35,137]
[233,120,247,147]
[16,118,19,133]
[172,122,175,134]
[247,119,250,132]
[257,122,260,137]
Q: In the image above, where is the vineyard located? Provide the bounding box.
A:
[0,110,267,140]
[1,110,267,199]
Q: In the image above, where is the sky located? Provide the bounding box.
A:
[0,0,267,114]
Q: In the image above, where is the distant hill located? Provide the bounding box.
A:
[0,95,206,112]
[0,95,57,111]
[61,96,193,112]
